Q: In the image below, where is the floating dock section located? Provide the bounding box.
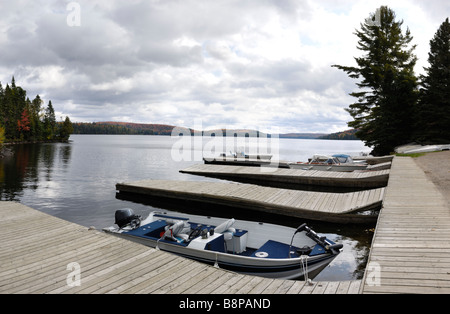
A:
[180,164,390,189]
[116,180,384,223]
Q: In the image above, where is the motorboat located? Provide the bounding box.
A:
[332,154,367,165]
[219,151,273,160]
[203,150,274,167]
[288,154,368,172]
[103,209,342,280]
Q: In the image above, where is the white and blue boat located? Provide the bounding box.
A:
[288,154,368,172]
[103,209,342,280]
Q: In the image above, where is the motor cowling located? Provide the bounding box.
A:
[115,208,140,229]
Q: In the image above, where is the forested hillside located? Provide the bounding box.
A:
[72,122,176,135]
[318,129,359,140]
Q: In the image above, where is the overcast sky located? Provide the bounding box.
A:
[1,0,448,133]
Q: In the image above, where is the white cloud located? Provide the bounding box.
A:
[0,0,447,133]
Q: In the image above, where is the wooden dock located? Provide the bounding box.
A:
[116,180,384,223]
[2,155,448,294]
[180,164,390,188]
[361,157,450,294]
[0,202,361,294]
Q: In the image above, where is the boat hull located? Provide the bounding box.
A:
[288,163,367,172]
[106,231,337,280]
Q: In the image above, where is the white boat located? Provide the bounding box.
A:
[219,151,273,160]
[288,154,368,172]
[395,144,450,154]
[103,209,342,280]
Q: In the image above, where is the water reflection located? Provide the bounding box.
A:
[0,143,72,201]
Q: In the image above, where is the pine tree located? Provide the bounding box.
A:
[58,116,74,141]
[31,95,43,140]
[43,100,57,140]
[333,6,418,155]
[0,126,5,147]
[0,82,4,123]
[415,18,450,143]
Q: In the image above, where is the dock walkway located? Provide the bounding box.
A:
[0,202,361,294]
[180,164,389,188]
[116,180,384,223]
[361,157,450,293]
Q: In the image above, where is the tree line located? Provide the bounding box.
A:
[0,77,73,145]
[72,122,157,135]
[333,7,449,155]
[318,129,359,140]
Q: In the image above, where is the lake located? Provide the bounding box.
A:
[0,134,374,281]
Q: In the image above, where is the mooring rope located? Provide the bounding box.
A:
[300,255,313,285]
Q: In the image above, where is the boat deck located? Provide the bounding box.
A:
[0,202,361,294]
[116,180,384,223]
[180,164,390,188]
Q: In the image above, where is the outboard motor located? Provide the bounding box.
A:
[115,208,141,229]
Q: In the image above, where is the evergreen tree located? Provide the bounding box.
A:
[31,95,43,140]
[43,100,57,140]
[415,18,450,143]
[0,82,4,123]
[3,81,27,140]
[58,116,73,141]
[0,126,5,147]
[333,6,418,155]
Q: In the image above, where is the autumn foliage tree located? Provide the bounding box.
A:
[17,108,31,140]
[0,77,72,142]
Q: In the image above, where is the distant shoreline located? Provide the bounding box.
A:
[71,121,359,140]
[69,133,362,140]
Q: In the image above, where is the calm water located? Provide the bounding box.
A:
[0,134,374,281]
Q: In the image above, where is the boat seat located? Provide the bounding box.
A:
[214,218,235,234]
[163,220,190,242]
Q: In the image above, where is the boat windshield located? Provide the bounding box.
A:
[332,154,353,164]
[310,155,339,164]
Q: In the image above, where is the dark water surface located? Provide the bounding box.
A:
[0,134,374,281]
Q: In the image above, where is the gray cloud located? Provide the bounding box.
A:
[0,0,444,133]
